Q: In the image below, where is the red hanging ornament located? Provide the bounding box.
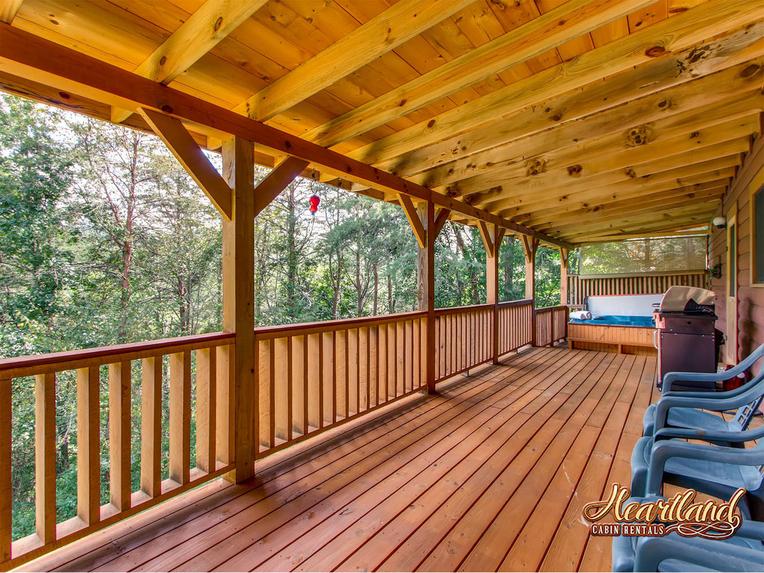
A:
[309,194,320,216]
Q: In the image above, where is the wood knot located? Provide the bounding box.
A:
[657,98,671,109]
[689,131,700,139]
[525,158,546,176]
[160,104,173,113]
[567,164,582,177]
[214,16,224,32]
[159,56,167,66]
[645,45,666,58]
[427,119,436,128]
[58,91,70,100]
[741,64,762,79]
[624,167,637,179]
[625,125,651,146]
[686,45,710,64]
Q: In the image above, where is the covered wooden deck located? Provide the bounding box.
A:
[22,347,657,572]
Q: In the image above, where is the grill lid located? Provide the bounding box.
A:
[659,285,715,313]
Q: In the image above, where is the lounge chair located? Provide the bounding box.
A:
[612,502,764,571]
[630,428,764,519]
[642,343,764,437]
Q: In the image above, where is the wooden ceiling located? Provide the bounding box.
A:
[1,0,763,244]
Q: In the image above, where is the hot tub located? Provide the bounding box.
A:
[570,315,655,328]
[568,314,656,354]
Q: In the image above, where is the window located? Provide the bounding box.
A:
[752,186,764,285]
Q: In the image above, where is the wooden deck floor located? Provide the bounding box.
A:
[22,347,658,572]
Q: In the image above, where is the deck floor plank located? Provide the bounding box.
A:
[20,347,656,573]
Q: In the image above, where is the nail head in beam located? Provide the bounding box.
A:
[139,108,233,220]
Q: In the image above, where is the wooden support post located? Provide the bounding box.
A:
[108,361,131,511]
[424,202,436,393]
[76,367,100,526]
[1,378,11,562]
[35,373,56,544]
[221,136,256,483]
[559,247,570,307]
[479,222,506,364]
[522,236,539,346]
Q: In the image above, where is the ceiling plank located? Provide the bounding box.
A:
[139,107,232,219]
[346,1,764,166]
[0,0,23,23]
[0,24,570,248]
[303,0,652,147]
[112,0,269,123]
[236,0,477,122]
[382,32,763,179]
[412,60,764,191]
[462,111,759,205]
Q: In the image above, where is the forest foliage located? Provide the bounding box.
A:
[0,95,561,539]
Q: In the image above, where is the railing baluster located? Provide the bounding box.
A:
[141,357,162,497]
[76,367,100,525]
[302,335,309,436]
[195,347,216,474]
[287,336,293,443]
[169,352,190,486]
[109,361,132,508]
[268,340,276,448]
[35,372,56,544]
[1,377,11,562]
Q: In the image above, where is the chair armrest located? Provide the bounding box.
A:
[654,425,764,444]
[653,388,763,433]
[634,535,764,571]
[646,440,764,496]
[662,343,764,392]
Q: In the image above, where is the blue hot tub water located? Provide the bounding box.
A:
[569,314,655,328]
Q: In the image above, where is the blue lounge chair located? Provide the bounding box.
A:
[642,344,764,437]
[630,428,764,519]
[613,502,764,571]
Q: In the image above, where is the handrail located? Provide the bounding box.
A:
[434,303,494,316]
[498,299,533,307]
[0,332,235,379]
[253,310,427,338]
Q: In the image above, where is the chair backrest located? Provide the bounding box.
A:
[731,395,764,432]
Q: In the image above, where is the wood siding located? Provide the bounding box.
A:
[709,133,764,363]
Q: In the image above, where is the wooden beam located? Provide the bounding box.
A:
[409,59,764,190]
[399,195,426,249]
[304,0,651,147]
[559,247,569,307]
[112,0,269,123]
[0,0,23,23]
[139,108,233,219]
[348,2,764,166]
[481,223,505,365]
[0,24,570,249]
[221,136,256,482]
[237,0,475,122]
[253,156,309,217]
[433,208,451,237]
[420,202,437,393]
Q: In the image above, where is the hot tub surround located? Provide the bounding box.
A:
[568,316,656,355]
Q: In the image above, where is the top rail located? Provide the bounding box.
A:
[0,332,236,379]
[253,310,427,339]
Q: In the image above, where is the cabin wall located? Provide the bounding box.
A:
[710,134,764,363]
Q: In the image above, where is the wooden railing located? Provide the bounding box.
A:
[0,332,235,567]
[0,302,566,567]
[497,299,534,355]
[535,306,569,347]
[566,270,707,307]
[433,304,494,383]
[253,311,427,457]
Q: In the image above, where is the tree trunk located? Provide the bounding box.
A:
[286,183,298,321]
[372,263,379,315]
